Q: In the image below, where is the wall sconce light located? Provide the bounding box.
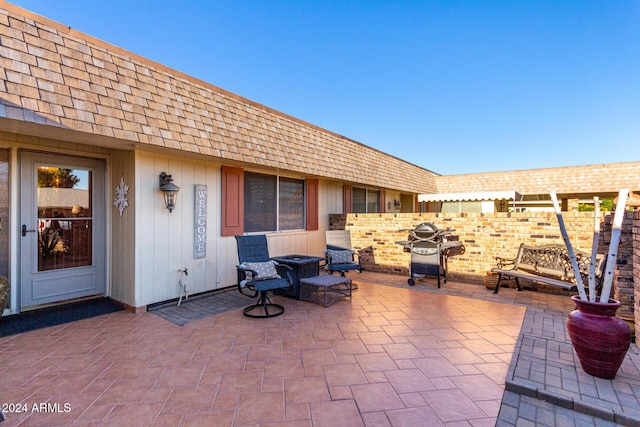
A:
[159,172,180,212]
[394,199,401,209]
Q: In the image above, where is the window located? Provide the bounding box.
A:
[441,201,482,213]
[222,167,317,236]
[244,172,306,232]
[36,167,93,271]
[244,172,277,232]
[279,177,305,230]
[352,187,380,213]
[353,188,366,213]
[367,190,380,213]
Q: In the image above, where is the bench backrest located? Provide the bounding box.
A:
[515,244,605,281]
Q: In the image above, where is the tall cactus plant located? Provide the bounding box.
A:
[550,189,628,302]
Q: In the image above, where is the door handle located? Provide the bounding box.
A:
[22,224,36,237]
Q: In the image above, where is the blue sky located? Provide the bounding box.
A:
[10,0,640,175]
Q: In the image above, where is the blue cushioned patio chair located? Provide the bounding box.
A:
[324,230,362,278]
[235,235,292,318]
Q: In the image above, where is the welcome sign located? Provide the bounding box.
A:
[194,184,207,258]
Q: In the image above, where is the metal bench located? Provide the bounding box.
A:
[491,243,605,294]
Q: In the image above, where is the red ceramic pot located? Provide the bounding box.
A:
[566,295,631,379]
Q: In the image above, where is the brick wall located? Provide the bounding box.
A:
[603,211,636,320]
[330,212,637,318]
[634,211,640,326]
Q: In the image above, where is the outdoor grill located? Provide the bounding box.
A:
[396,222,465,288]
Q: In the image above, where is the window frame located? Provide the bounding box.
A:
[351,186,381,213]
[221,166,318,236]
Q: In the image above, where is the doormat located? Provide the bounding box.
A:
[0,298,124,337]
[148,286,249,326]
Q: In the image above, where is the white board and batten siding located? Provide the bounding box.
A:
[132,153,340,307]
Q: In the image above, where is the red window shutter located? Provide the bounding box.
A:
[380,190,386,213]
[306,179,319,231]
[343,185,353,214]
[221,166,244,236]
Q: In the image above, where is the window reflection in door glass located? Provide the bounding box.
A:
[37,167,92,271]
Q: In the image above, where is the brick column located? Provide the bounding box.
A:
[329,214,347,230]
[601,212,635,320]
[568,198,580,212]
[633,210,640,348]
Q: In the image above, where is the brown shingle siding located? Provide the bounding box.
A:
[24,30,57,52]
[8,16,37,37]
[436,162,640,195]
[37,27,63,46]
[0,44,36,65]
[0,3,439,193]
[1,32,27,52]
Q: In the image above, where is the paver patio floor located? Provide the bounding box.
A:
[1,271,638,426]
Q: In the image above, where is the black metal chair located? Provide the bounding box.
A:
[324,230,361,278]
[235,235,292,318]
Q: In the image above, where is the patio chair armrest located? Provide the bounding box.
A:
[237,265,258,275]
[495,256,516,270]
[272,264,293,285]
[274,263,293,276]
[236,267,258,297]
[238,282,258,297]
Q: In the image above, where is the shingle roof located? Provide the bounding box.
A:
[0,3,439,194]
[435,162,640,196]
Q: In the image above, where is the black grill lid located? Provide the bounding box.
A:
[409,222,440,241]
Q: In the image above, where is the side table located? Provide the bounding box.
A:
[299,275,352,307]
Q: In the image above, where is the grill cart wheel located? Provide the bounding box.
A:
[408,278,415,286]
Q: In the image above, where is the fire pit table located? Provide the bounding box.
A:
[271,254,325,299]
[299,275,352,307]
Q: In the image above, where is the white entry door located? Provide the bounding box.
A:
[20,152,106,309]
